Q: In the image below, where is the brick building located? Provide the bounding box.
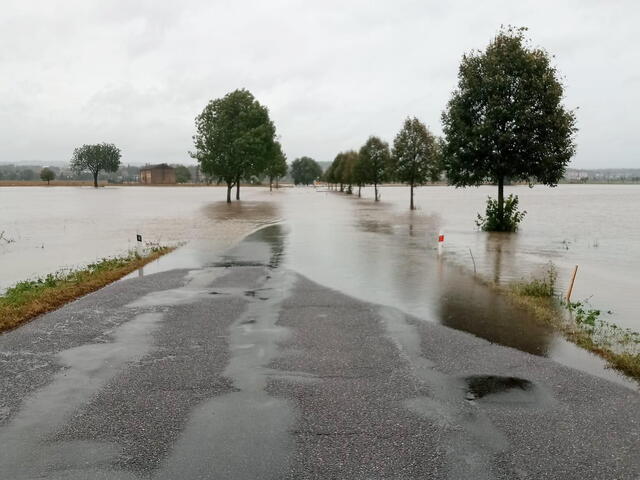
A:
[139,164,176,184]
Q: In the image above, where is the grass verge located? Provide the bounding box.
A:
[502,264,640,382]
[0,246,175,333]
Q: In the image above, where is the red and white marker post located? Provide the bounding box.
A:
[437,230,444,255]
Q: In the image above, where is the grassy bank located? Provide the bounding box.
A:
[502,265,640,381]
[0,246,174,333]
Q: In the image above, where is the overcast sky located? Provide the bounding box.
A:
[1,0,638,168]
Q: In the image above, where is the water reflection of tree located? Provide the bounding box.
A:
[346,198,554,357]
[436,270,554,356]
[203,201,280,224]
[485,232,518,284]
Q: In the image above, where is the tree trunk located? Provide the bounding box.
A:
[358,185,361,197]
[269,176,273,192]
[374,182,379,201]
[410,181,414,210]
[498,176,504,227]
[276,178,279,189]
[236,177,240,200]
[226,182,233,203]
[93,171,99,188]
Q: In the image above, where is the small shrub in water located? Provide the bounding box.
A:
[476,194,526,232]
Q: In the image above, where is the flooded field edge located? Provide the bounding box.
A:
[0,247,175,334]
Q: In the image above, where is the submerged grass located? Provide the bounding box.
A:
[502,263,640,382]
[0,246,175,333]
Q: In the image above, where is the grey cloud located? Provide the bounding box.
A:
[1,0,639,167]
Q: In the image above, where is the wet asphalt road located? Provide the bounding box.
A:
[1,227,639,479]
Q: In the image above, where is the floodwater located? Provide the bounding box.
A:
[0,186,280,292]
[1,184,638,387]
[371,184,640,332]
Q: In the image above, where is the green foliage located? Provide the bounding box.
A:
[326,151,359,192]
[70,143,121,187]
[265,141,288,189]
[390,117,442,209]
[476,194,526,232]
[358,136,390,201]
[512,262,557,297]
[174,165,192,183]
[190,89,276,201]
[40,167,55,184]
[567,301,601,327]
[442,26,577,229]
[565,299,640,351]
[290,156,322,185]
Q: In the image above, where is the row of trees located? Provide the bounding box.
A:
[62,26,576,233]
[325,117,441,210]
[324,26,576,231]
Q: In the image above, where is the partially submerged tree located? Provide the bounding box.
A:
[265,141,288,191]
[442,26,577,231]
[330,153,346,192]
[390,117,441,210]
[191,89,276,202]
[40,167,55,185]
[70,143,121,188]
[290,156,322,185]
[339,151,359,194]
[359,136,390,201]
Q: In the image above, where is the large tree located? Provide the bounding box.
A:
[442,26,577,231]
[290,157,322,185]
[391,117,441,210]
[359,136,390,201]
[70,143,121,188]
[191,89,276,203]
[265,141,288,191]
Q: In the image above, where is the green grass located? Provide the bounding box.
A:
[504,264,640,382]
[0,246,174,333]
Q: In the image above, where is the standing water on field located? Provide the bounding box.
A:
[1,184,638,387]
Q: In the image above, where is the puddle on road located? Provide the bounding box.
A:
[465,375,533,402]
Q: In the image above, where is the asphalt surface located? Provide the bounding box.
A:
[1,227,639,479]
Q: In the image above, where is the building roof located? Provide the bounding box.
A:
[140,163,174,172]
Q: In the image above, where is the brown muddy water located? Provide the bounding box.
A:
[1,184,638,388]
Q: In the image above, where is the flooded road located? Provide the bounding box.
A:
[1,184,638,385]
[1,221,639,479]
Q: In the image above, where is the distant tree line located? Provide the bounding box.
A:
[323,117,442,209]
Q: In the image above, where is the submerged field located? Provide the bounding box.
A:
[1,184,639,386]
